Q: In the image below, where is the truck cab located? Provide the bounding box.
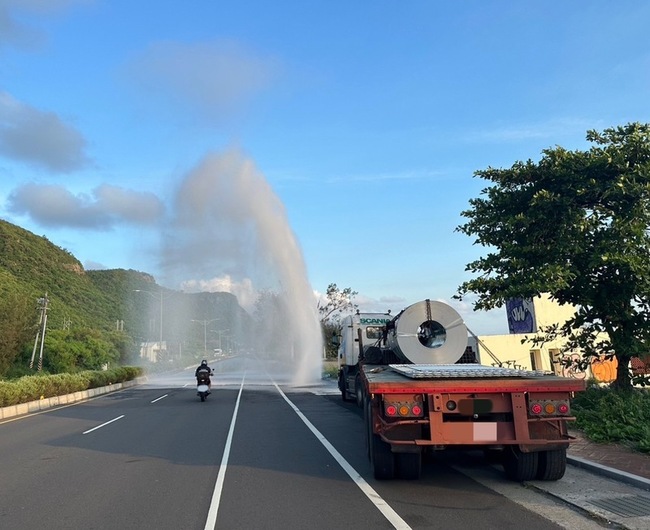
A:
[337,311,392,405]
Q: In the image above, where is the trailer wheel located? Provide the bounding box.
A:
[396,452,422,480]
[366,400,395,479]
[503,446,538,482]
[536,448,566,481]
[339,372,352,402]
[355,375,364,408]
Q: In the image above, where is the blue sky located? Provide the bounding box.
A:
[1,0,649,335]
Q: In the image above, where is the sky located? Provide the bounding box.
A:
[1,0,649,336]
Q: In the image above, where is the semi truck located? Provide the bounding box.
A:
[337,299,586,482]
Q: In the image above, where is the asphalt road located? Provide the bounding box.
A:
[0,359,615,530]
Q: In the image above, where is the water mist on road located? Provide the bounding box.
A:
[159,148,323,386]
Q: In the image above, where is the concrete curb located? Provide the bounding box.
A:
[567,454,650,491]
[0,376,147,420]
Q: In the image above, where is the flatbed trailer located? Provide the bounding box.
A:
[361,363,586,481]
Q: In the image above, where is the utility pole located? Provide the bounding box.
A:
[30,293,49,371]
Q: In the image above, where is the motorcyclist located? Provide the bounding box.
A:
[195,359,213,390]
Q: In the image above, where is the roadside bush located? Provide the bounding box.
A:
[572,385,650,453]
[34,373,86,397]
[16,375,42,404]
[86,370,112,387]
[322,361,338,379]
[0,381,18,406]
[0,366,143,407]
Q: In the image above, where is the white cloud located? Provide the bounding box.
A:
[93,184,164,224]
[0,91,90,172]
[7,182,165,229]
[353,293,406,315]
[448,296,509,336]
[124,39,280,123]
[0,0,92,51]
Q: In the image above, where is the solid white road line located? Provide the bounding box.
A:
[273,382,412,530]
[82,414,125,435]
[203,374,246,530]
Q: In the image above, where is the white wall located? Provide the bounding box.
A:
[475,294,589,378]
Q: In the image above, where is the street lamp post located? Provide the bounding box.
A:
[211,328,230,352]
[191,319,220,356]
[134,288,164,359]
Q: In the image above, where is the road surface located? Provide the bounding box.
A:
[0,358,633,529]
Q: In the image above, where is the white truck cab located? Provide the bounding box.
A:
[337,311,393,404]
[338,312,393,367]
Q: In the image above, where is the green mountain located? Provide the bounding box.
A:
[0,219,252,374]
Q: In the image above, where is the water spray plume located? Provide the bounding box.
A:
[161,148,323,385]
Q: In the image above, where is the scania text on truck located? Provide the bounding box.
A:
[337,311,393,406]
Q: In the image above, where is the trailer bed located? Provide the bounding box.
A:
[362,364,586,394]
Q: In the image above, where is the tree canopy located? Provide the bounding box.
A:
[318,283,358,357]
[318,283,358,323]
[456,123,650,389]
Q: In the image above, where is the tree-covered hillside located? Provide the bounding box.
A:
[0,219,251,377]
[0,219,155,333]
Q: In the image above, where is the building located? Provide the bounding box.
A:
[139,341,167,363]
[474,294,610,381]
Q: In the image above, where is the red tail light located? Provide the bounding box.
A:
[383,397,425,418]
[529,399,570,416]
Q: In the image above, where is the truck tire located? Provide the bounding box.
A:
[536,448,567,481]
[339,372,352,402]
[364,398,371,459]
[355,374,364,408]
[503,446,538,482]
[396,452,422,480]
[366,400,395,479]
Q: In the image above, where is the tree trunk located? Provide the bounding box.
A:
[611,353,632,390]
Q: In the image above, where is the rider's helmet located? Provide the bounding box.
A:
[201,359,208,366]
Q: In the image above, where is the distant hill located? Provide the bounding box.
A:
[0,219,252,359]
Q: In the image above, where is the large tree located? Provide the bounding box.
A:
[318,284,358,357]
[318,283,358,323]
[456,123,650,390]
[0,287,37,377]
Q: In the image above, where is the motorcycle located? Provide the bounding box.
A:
[196,371,212,402]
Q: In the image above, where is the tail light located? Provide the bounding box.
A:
[386,404,398,416]
[383,397,425,418]
[529,399,570,417]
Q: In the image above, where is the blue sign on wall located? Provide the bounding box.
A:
[506,298,536,334]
